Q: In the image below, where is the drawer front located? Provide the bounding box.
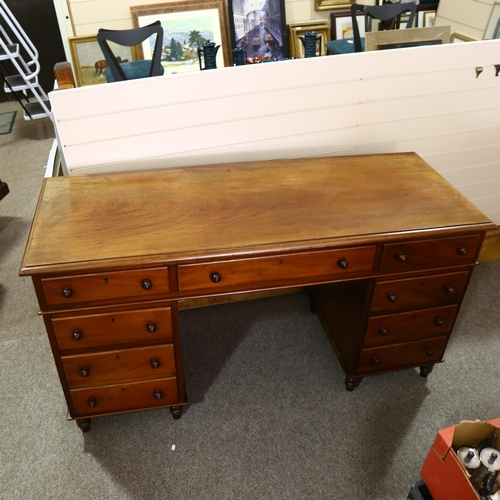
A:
[41,267,170,307]
[380,235,480,269]
[70,377,179,417]
[364,305,458,347]
[370,271,469,314]
[62,345,176,389]
[357,336,447,374]
[177,246,376,293]
[52,307,173,351]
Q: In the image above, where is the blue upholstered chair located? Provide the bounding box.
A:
[97,21,164,82]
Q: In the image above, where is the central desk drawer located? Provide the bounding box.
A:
[177,246,376,293]
[62,344,176,389]
[51,306,173,351]
[70,377,179,417]
[41,267,170,308]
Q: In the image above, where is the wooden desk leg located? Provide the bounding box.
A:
[345,377,362,391]
[419,365,434,378]
[170,406,183,420]
[76,418,92,433]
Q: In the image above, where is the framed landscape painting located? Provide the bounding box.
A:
[131,1,230,75]
[227,0,288,63]
[69,35,133,86]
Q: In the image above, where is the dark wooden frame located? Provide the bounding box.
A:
[227,0,288,62]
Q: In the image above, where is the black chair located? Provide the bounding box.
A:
[97,21,164,82]
[351,2,417,53]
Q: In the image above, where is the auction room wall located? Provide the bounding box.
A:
[435,0,494,40]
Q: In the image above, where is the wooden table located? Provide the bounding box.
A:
[19,153,496,432]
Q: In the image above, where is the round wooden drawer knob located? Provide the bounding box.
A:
[210,271,222,283]
[371,356,381,366]
[146,322,157,333]
[153,390,163,400]
[141,279,153,290]
[337,258,349,269]
[150,358,160,369]
[80,367,90,377]
[87,398,97,408]
[396,253,407,263]
[434,317,444,327]
[379,327,389,336]
[61,286,73,298]
[425,348,434,357]
[386,293,397,303]
[72,330,83,341]
[444,285,455,295]
[457,246,468,255]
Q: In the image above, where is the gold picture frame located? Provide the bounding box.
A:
[287,21,330,58]
[315,0,353,12]
[131,1,230,74]
[451,32,476,43]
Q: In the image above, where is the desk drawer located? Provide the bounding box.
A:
[357,336,447,374]
[177,246,376,293]
[364,305,458,347]
[41,267,170,308]
[70,377,179,417]
[62,345,176,389]
[370,271,469,314]
[52,306,173,351]
[380,235,480,269]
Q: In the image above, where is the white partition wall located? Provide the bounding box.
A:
[50,40,500,225]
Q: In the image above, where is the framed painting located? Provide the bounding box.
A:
[451,32,476,43]
[365,25,451,51]
[287,21,330,58]
[484,2,500,40]
[68,35,133,86]
[315,0,353,11]
[131,1,230,75]
[330,9,364,40]
[227,0,288,63]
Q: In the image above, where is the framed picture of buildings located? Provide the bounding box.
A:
[227,0,288,63]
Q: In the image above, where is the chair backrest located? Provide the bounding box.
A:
[350,2,417,53]
[97,21,164,82]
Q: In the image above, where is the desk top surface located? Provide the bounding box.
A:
[20,153,495,275]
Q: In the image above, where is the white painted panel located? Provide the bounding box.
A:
[458,178,500,199]
[441,163,500,185]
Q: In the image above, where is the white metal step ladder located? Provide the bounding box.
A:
[0,0,52,122]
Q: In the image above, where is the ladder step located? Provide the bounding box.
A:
[4,73,38,92]
[0,43,19,60]
[23,100,51,120]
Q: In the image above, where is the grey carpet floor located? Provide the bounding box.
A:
[1,101,499,500]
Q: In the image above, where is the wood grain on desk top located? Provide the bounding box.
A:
[20,153,496,275]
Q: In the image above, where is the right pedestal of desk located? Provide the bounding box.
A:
[310,233,481,390]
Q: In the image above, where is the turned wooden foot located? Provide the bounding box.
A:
[76,418,91,432]
[345,377,362,391]
[170,406,183,420]
[419,365,434,378]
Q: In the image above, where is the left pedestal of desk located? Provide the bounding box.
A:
[29,266,187,432]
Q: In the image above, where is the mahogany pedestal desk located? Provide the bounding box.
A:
[19,153,496,432]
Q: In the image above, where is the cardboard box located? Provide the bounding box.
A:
[421,418,500,500]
